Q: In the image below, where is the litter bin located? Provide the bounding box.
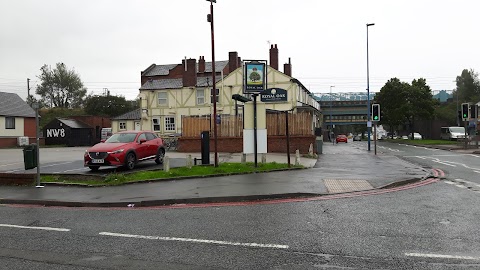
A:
[23,144,37,170]
[316,136,323,154]
[200,131,210,165]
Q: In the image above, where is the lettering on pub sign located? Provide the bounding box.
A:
[260,88,288,102]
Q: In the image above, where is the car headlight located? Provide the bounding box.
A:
[108,149,124,154]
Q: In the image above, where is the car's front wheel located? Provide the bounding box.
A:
[125,152,136,170]
[155,148,165,164]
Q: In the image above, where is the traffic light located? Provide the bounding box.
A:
[462,103,470,120]
[470,104,478,119]
[372,104,380,121]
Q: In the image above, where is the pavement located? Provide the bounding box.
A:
[0,141,477,207]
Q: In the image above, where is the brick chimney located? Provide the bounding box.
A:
[237,56,242,68]
[182,58,197,87]
[269,44,279,70]
[229,51,239,73]
[284,57,292,77]
[198,56,205,73]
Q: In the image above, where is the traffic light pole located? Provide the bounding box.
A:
[464,120,468,150]
[374,123,377,155]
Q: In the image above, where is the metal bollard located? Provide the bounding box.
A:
[261,153,267,163]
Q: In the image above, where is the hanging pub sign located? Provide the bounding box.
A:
[243,61,267,93]
[260,88,288,102]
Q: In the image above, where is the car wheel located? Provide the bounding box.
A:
[88,166,99,171]
[125,152,136,170]
[155,148,165,164]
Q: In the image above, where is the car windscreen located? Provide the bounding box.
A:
[105,133,137,143]
[450,127,464,133]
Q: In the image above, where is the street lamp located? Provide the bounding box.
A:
[32,102,43,188]
[207,0,218,167]
[330,85,335,143]
[366,23,375,152]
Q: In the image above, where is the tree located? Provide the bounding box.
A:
[375,78,436,137]
[83,94,139,117]
[374,78,410,137]
[405,78,437,136]
[249,71,261,82]
[455,69,480,103]
[36,63,87,108]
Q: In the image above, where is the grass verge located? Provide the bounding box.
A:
[41,162,303,186]
[386,139,458,145]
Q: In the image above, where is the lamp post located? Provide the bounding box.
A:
[32,102,43,188]
[454,80,459,126]
[330,85,335,144]
[207,0,218,167]
[366,23,375,152]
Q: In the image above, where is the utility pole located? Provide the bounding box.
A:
[27,78,30,97]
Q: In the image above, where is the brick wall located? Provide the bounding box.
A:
[177,135,316,154]
[24,117,36,137]
[0,173,35,186]
[0,138,45,148]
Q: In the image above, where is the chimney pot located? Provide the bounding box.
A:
[229,51,239,73]
[199,56,206,73]
[269,44,279,70]
[183,58,197,87]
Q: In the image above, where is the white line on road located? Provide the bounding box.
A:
[454,179,480,189]
[54,168,88,173]
[405,252,480,260]
[432,159,456,167]
[0,162,23,167]
[0,224,70,232]
[41,161,77,168]
[475,171,480,174]
[99,232,289,249]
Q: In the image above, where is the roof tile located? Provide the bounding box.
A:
[0,92,35,117]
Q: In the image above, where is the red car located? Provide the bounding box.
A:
[336,134,348,143]
[84,130,165,171]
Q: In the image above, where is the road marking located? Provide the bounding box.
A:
[54,168,88,173]
[432,159,456,167]
[405,252,480,260]
[42,161,76,168]
[99,232,289,249]
[0,223,70,232]
[5,161,77,173]
[454,179,480,189]
[0,162,23,167]
[475,171,480,174]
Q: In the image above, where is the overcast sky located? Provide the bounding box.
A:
[1,0,479,101]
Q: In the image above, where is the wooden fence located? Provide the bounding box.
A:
[266,112,312,136]
[181,115,243,137]
[181,112,312,137]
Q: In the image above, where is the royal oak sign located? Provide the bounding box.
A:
[260,88,288,102]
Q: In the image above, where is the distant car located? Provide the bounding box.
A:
[353,134,362,141]
[336,134,348,143]
[402,135,409,140]
[84,130,165,171]
[410,132,423,140]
